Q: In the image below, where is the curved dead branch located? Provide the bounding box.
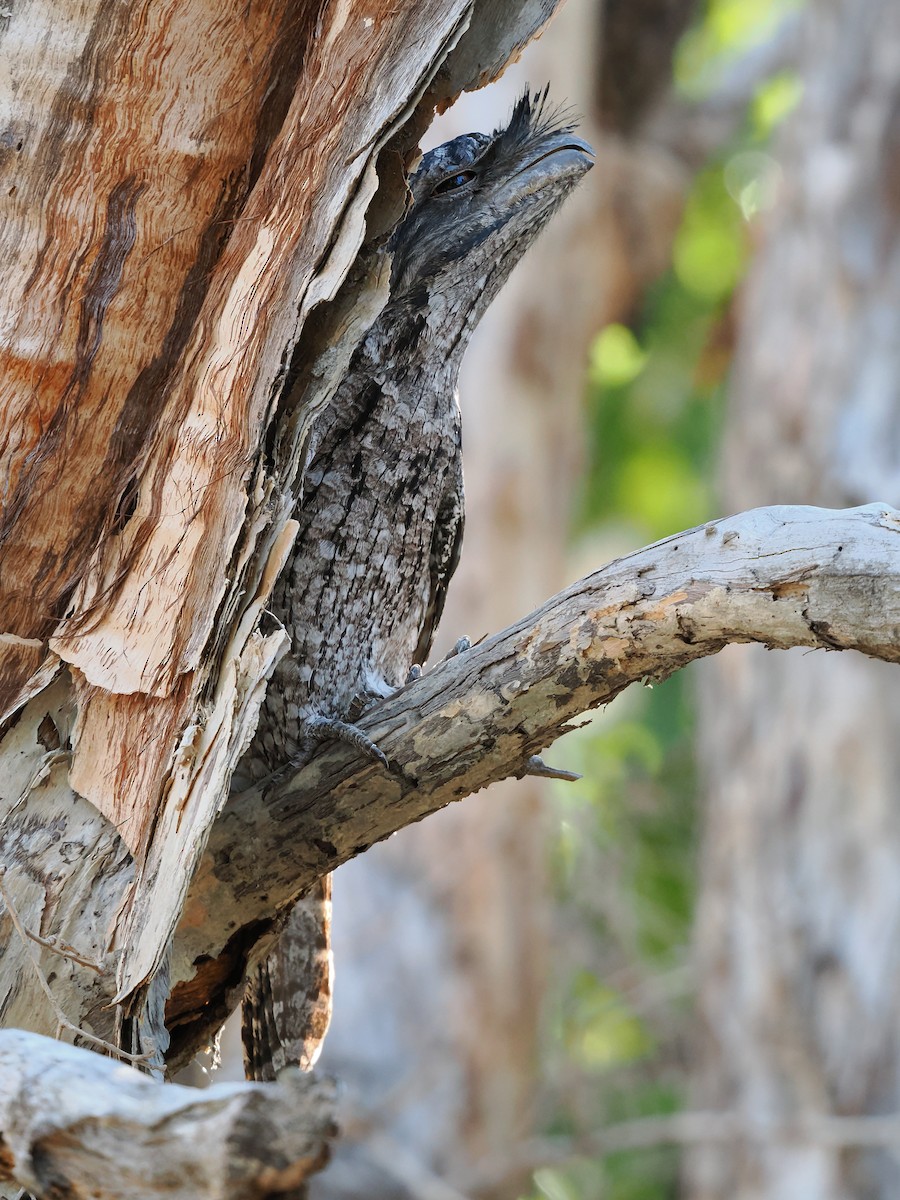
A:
[0,1030,335,1200]
[167,502,900,1064]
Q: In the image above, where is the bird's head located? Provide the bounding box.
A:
[388,89,593,336]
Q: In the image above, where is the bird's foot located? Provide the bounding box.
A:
[405,636,471,685]
[304,713,389,769]
[443,635,472,661]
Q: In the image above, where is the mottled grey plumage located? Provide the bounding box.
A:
[240,91,593,1081]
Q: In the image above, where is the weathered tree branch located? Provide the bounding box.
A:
[166,502,900,1063]
[2,503,895,1066]
[0,1030,335,1200]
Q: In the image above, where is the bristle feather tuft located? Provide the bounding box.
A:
[494,86,581,147]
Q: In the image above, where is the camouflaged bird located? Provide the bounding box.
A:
[239,91,593,1080]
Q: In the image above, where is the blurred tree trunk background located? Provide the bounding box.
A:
[687,0,900,1197]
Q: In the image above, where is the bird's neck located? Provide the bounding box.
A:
[309,292,466,467]
[359,281,489,398]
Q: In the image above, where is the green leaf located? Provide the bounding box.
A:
[591,324,648,387]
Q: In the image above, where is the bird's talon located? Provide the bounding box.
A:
[304,713,390,771]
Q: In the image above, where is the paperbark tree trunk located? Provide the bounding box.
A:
[0,0,559,1082]
[0,1,711,1194]
[687,1,900,1196]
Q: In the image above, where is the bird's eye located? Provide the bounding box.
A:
[432,169,476,196]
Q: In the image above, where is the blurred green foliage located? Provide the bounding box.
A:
[522,2,804,1198]
[676,0,804,97]
[527,675,697,1200]
[751,72,803,136]
[580,265,724,539]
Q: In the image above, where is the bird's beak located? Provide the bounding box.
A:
[508,132,595,197]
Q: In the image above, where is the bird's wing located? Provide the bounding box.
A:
[413,459,465,666]
[241,876,333,1081]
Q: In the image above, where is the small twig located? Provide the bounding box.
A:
[0,873,152,1065]
[367,1134,474,1200]
[20,926,105,973]
[525,755,582,782]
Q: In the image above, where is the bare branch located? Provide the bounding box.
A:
[461,1108,900,1192]
[525,754,583,782]
[167,503,900,1065]
[0,1030,335,1200]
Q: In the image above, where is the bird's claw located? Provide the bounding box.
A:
[304,714,389,769]
[442,635,471,661]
